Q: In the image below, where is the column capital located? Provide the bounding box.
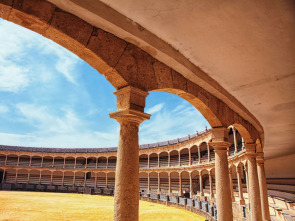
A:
[210,127,231,150]
[110,109,150,124]
[256,152,265,164]
[245,143,257,158]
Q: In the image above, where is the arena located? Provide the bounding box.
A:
[0,1,295,221]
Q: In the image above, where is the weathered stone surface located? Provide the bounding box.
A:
[172,70,187,92]
[0,3,11,19]
[153,60,173,89]
[87,28,127,67]
[13,0,55,23]
[48,9,92,46]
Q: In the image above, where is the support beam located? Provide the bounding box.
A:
[210,127,233,221]
[110,86,150,221]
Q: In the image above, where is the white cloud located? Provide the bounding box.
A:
[0,105,9,114]
[146,103,164,114]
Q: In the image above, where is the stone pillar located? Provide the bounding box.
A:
[95,158,98,169]
[74,158,77,169]
[17,155,20,166]
[106,157,109,169]
[246,143,262,221]
[4,155,7,166]
[199,172,204,196]
[85,158,87,169]
[179,173,182,196]
[148,155,150,168]
[41,156,43,168]
[210,127,233,221]
[198,146,201,164]
[244,165,249,193]
[207,143,210,162]
[109,86,150,221]
[147,173,150,194]
[236,165,245,205]
[39,171,42,184]
[27,171,30,184]
[178,151,181,166]
[168,153,170,167]
[63,157,66,169]
[229,167,235,202]
[189,172,193,198]
[209,170,214,199]
[257,153,271,221]
[106,173,108,188]
[233,127,238,154]
[168,173,171,195]
[158,154,160,168]
[158,173,160,194]
[189,149,192,166]
[84,172,86,187]
[50,171,53,185]
[2,169,6,183]
[15,170,18,183]
[29,156,32,167]
[52,157,55,168]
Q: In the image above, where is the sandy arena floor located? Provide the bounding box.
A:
[0,191,205,221]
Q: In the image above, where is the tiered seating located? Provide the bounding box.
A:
[31,158,42,167]
[200,151,208,163]
[160,178,169,193]
[74,176,84,187]
[18,157,30,166]
[139,178,148,191]
[97,158,107,169]
[52,175,63,186]
[29,173,40,184]
[171,178,179,194]
[63,175,74,186]
[5,172,16,183]
[149,157,158,168]
[159,156,168,167]
[107,159,116,169]
[40,175,51,185]
[0,155,5,165]
[180,154,190,166]
[96,176,106,188]
[85,177,96,187]
[53,159,64,168]
[107,176,115,188]
[139,158,148,168]
[149,178,158,192]
[64,158,75,168]
[17,173,28,184]
[42,158,53,168]
[229,145,235,156]
[6,156,18,166]
[170,155,179,166]
[191,152,199,164]
[86,159,96,169]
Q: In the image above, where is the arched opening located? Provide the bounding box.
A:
[19,155,30,166]
[65,157,75,169]
[159,152,168,167]
[40,170,51,185]
[86,157,97,169]
[6,154,18,166]
[149,153,158,168]
[139,154,148,168]
[107,157,116,169]
[180,171,190,197]
[97,157,107,169]
[42,156,53,168]
[159,172,169,194]
[31,156,42,167]
[85,172,95,187]
[170,172,179,196]
[199,142,208,163]
[169,150,179,167]
[17,169,28,184]
[0,154,5,165]
[139,172,148,193]
[4,169,16,184]
[54,157,64,169]
[0,169,3,184]
[191,170,199,197]
[76,157,86,169]
[29,170,40,184]
[64,171,74,186]
[96,172,106,189]
[149,172,158,194]
[74,172,85,187]
[179,148,190,166]
[106,172,115,189]
[52,171,63,186]
[190,145,199,165]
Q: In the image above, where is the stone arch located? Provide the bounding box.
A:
[0,0,261,139]
[139,154,148,169]
[159,151,168,167]
[139,172,148,192]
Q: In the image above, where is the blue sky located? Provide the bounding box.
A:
[0,19,210,148]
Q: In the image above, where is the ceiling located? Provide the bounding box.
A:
[48,0,295,159]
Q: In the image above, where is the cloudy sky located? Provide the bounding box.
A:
[0,19,210,148]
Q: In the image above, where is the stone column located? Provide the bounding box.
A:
[4,155,7,166]
[41,156,43,168]
[178,152,181,166]
[109,86,150,221]
[74,158,77,169]
[209,170,214,199]
[106,157,109,169]
[168,153,170,167]
[189,172,193,198]
[94,173,97,188]
[2,169,6,183]
[207,143,210,162]
[158,173,161,194]
[189,149,192,166]
[257,153,271,221]
[210,127,233,221]
[246,143,262,221]
[229,167,235,202]
[29,156,32,167]
[15,170,18,183]
[17,155,20,166]
[147,173,150,194]
[50,171,53,185]
[106,173,108,188]
[52,157,55,168]
[179,173,182,196]
[148,155,150,168]
[62,172,64,186]
[63,157,66,169]
[84,172,86,187]
[73,172,76,186]
[27,171,30,184]
[236,165,245,205]
[198,146,201,164]
[158,154,160,168]
[39,171,42,184]
[168,173,171,195]
[233,127,238,154]
[244,165,249,193]
[199,172,204,196]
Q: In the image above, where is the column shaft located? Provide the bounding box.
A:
[247,155,262,221]
[168,174,171,195]
[179,173,182,196]
[147,173,150,194]
[237,166,245,205]
[199,173,204,196]
[158,173,160,194]
[257,161,271,220]
[189,173,193,198]
[229,168,235,202]
[209,172,214,199]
